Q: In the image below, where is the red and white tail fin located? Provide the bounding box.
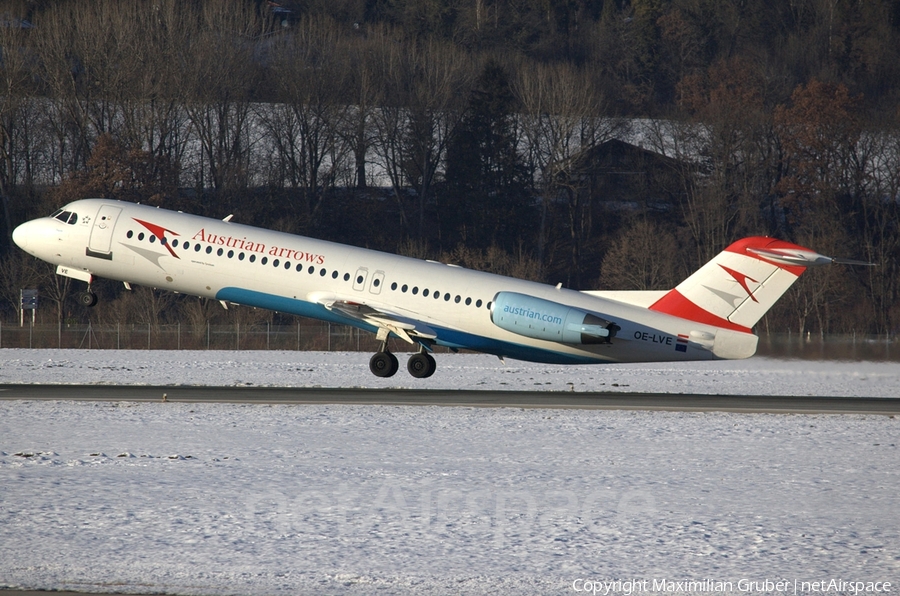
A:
[649,237,834,332]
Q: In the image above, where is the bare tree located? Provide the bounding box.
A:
[0,15,34,240]
[402,38,473,241]
[180,0,261,195]
[262,15,352,225]
[599,219,681,290]
[369,26,415,233]
[514,61,621,284]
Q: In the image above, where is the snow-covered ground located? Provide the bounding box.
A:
[1,349,899,396]
[1,350,899,595]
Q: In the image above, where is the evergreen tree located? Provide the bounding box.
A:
[444,60,533,249]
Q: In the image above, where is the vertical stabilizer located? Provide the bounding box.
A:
[649,237,831,332]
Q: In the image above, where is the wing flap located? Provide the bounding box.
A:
[311,293,438,344]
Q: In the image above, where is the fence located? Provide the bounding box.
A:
[1,322,897,360]
[0,321,389,352]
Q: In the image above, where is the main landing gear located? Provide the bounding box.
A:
[78,289,98,307]
[369,350,399,378]
[368,342,437,379]
[406,350,436,378]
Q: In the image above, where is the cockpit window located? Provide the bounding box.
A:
[53,210,78,225]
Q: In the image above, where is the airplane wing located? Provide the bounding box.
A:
[311,293,438,344]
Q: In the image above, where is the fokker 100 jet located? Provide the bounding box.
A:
[12,198,867,378]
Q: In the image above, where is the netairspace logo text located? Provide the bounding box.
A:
[571,578,893,595]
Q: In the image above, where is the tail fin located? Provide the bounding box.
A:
[649,237,833,332]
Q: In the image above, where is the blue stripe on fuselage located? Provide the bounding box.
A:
[214,287,600,365]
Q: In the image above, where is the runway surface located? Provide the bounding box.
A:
[1,384,898,414]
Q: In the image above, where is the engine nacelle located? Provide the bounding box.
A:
[490,291,619,345]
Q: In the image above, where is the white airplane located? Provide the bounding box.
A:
[12,198,863,378]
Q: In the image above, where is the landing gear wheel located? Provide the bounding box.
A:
[79,291,98,308]
[407,352,436,378]
[369,351,399,377]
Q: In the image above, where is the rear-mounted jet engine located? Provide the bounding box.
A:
[490,291,619,345]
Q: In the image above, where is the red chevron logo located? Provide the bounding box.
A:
[133,218,180,259]
[719,264,759,303]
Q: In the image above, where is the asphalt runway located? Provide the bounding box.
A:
[0,384,898,414]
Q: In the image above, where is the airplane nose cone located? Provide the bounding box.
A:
[12,218,55,256]
[12,221,31,250]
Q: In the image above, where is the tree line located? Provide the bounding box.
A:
[1,0,898,337]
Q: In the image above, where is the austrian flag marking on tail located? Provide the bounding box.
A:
[676,334,689,352]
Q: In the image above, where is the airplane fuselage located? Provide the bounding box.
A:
[14,199,762,374]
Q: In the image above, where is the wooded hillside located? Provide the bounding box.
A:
[1,0,898,336]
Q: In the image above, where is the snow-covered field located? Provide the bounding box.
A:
[1,349,899,396]
[1,350,899,595]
